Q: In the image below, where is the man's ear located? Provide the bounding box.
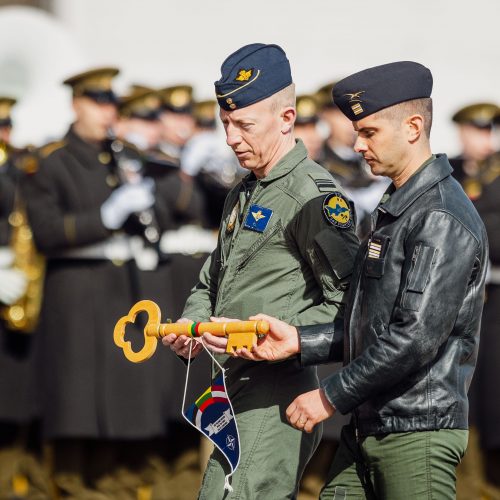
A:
[281,107,296,134]
[406,113,424,143]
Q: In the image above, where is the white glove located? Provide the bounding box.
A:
[100,179,155,230]
[0,268,28,305]
[0,247,14,268]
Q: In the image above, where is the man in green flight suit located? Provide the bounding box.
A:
[162,43,359,499]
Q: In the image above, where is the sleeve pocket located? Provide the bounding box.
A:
[402,243,437,311]
[314,228,357,280]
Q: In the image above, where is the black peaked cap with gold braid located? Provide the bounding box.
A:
[120,87,161,121]
[0,97,16,127]
[63,67,119,104]
[215,43,292,111]
[159,85,194,114]
[296,95,319,125]
[452,103,500,129]
[333,61,433,121]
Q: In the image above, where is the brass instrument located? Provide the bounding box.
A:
[0,147,46,333]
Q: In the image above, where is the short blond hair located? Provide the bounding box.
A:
[269,83,296,114]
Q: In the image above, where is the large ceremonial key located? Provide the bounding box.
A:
[114,299,269,363]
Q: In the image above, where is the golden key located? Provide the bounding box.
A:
[114,300,269,363]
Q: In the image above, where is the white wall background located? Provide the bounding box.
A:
[2,0,499,153]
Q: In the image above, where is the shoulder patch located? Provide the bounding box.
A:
[15,152,39,174]
[322,192,352,229]
[39,140,66,159]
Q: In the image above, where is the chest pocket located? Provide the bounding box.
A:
[402,243,437,311]
[235,220,284,272]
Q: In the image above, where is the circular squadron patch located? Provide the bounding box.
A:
[322,192,352,229]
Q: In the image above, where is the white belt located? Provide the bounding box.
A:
[52,234,159,270]
[160,225,218,256]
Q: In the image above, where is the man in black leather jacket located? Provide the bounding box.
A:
[235,62,488,499]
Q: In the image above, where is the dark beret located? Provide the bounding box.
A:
[215,43,292,111]
[333,61,433,121]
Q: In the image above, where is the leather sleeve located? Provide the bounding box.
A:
[322,210,485,414]
[298,318,344,366]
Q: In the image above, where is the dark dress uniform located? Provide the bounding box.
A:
[23,127,171,440]
[0,147,48,497]
[453,152,500,486]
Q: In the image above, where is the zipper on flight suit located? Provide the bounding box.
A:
[214,180,261,311]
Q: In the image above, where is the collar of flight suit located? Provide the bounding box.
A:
[378,153,452,217]
[259,138,308,184]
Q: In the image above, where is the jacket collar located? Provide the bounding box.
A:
[379,154,452,217]
[259,139,308,184]
[65,125,107,169]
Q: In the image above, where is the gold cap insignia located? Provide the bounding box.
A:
[344,91,365,103]
[235,69,253,82]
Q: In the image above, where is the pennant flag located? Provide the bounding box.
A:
[183,372,240,490]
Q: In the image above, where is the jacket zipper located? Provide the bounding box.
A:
[235,223,282,272]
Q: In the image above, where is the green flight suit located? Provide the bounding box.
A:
[182,140,359,499]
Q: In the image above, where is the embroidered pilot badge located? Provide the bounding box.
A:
[226,201,240,234]
[243,204,273,233]
[235,69,253,81]
[322,192,352,229]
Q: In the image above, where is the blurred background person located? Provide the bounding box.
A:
[451,103,500,499]
[314,82,389,239]
[158,85,196,168]
[449,102,498,199]
[0,96,49,498]
[23,67,176,499]
[180,99,242,230]
[115,85,163,151]
[294,94,324,161]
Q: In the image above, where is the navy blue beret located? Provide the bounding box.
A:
[333,61,433,121]
[215,43,292,111]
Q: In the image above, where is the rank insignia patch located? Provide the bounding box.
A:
[322,192,352,229]
[367,234,390,259]
[243,204,273,233]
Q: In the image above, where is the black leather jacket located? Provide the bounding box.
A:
[299,155,488,436]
